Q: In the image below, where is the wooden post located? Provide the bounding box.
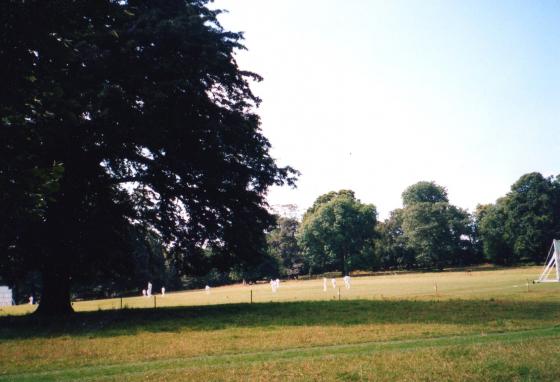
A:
[154,295,156,309]
[120,297,123,310]
[434,281,438,296]
[250,289,253,304]
[338,287,341,301]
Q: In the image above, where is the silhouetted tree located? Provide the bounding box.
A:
[0,0,296,314]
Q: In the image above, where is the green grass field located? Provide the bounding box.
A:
[1,266,560,381]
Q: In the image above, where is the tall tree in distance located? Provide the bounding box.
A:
[476,201,512,264]
[477,173,560,264]
[298,190,377,275]
[400,182,474,269]
[267,216,304,277]
[374,209,415,269]
[0,0,296,314]
[402,181,448,206]
[505,173,560,262]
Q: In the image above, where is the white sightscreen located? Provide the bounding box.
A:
[0,286,13,307]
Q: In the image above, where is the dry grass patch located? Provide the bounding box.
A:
[1,266,559,381]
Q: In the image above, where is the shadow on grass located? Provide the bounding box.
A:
[1,298,558,340]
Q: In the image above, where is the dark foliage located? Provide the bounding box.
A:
[0,0,296,314]
[477,173,560,264]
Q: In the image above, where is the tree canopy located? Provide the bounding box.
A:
[476,202,511,264]
[298,190,377,275]
[0,0,296,314]
[374,209,415,269]
[401,201,473,268]
[375,181,475,269]
[477,173,560,264]
[401,181,448,206]
[267,216,304,277]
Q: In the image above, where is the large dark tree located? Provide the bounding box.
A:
[0,0,296,314]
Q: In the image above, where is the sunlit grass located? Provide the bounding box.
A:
[1,266,559,381]
[0,265,551,317]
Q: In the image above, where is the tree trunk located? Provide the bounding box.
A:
[35,269,73,315]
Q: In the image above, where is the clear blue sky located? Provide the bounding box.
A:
[213,0,560,219]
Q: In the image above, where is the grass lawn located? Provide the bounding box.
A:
[1,266,560,381]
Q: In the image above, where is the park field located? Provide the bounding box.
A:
[1,265,560,381]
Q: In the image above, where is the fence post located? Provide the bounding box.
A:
[120,297,123,310]
[338,287,341,301]
[250,289,253,304]
[154,295,156,309]
[434,281,438,296]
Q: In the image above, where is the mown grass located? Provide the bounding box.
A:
[0,265,551,316]
[1,266,559,381]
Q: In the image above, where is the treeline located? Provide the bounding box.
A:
[264,172,560,277]
[93,171,560,287]
[8,172,560,302]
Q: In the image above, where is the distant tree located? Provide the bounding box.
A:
[0,0,296,314]
[374,209,415,269]
[401,203,470,268]
[476,201,513,264]
[298,190,377,275]
[402,181,448,207]
[267,217,304,277]
[477,173,560,264]
[449,206,480,265]
[505,173,560,262]
[472,204,489,260]
[232,251,282,282]
[399,181,474,269]
[128,228,182,292]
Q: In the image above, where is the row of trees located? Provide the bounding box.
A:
[7,173,559,303]
[263,173,560,277]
